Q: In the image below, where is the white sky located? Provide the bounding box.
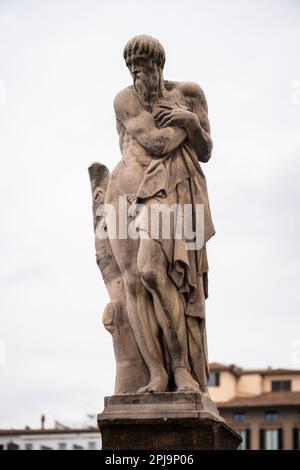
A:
[0,0,300,428]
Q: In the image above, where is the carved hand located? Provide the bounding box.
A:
[153,103,198,129]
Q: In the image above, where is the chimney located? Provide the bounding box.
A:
[41,414,45,430]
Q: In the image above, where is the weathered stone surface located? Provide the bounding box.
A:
[89,35,215,395]
[98,393,241,450]
[90,35,240,451]
[88,162,148,394]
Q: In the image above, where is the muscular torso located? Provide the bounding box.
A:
[107,79,210,199]
[117,81,191,174]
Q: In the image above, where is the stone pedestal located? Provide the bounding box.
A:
[98,392,241,450]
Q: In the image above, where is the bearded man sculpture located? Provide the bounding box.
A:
[91,35,242,451]
[90,34,215,395]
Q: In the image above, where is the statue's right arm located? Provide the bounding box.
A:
[113,90,186,156]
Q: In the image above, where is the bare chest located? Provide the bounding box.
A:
[162,85,192,110]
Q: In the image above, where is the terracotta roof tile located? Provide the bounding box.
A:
[209,363,300,376]
[217,391,300,408]
[209,363,242,375]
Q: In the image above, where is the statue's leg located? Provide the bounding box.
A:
[137,237,200,392]
[109,237,168,393]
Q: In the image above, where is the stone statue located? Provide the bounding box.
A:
[88,162,148,394]
[89,34,215,396]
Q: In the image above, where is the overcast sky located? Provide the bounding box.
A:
[0,0,300,429]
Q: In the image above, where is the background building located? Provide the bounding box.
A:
[2,364,300,450]
[208,363,300,450]
[0,417,100,450]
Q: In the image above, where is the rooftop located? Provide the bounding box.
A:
[0,427,99,437]
[210,363,300,377]
[218,391,300,408]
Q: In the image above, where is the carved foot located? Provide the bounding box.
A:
[137,371,168,393]
[174,367,200,393]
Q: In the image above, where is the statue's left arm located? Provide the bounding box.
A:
[154,83,213,163]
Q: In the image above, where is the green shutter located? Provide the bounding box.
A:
[246,429,251,450]
[293,428,299,450]
[278,428,283,450]
[259,429,265,450]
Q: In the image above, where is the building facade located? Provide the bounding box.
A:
[208,363,300,450]
[2,365,300,450]
[0,428,101,450]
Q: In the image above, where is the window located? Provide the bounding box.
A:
[265,430,279,450]
[88,441,96,450]
[208,372,220,387]
[234,411,246,423]
[265,410,278,422]
[271,380,291,392]
[238,429,251,450]
[58,442,67,450]
[73,444,83,450]
[260,429,283,450]
[293,428,300,450]
[25,443,33,450]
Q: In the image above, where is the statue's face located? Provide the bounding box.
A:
[127,56,155,83]
[127,55,160,108]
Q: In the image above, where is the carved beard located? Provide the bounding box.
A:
[133,71,160,110]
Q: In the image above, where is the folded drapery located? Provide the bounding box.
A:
[135,142,215,319]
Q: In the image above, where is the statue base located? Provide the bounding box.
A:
[98,392,241,450]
